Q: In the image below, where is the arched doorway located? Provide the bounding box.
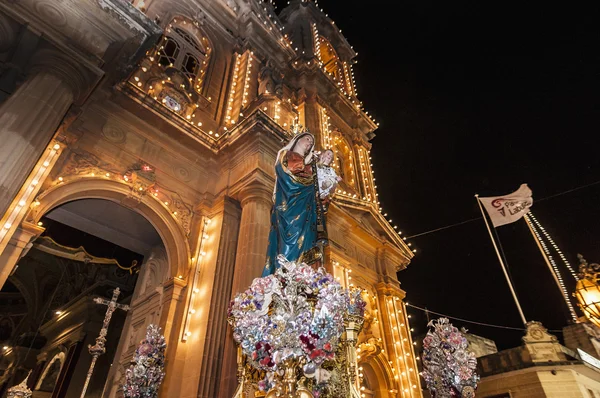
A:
[360,355,397,398]
[0,178,191,397]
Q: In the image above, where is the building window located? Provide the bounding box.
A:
[158,37,179,67]
[332,135,357,190]
[318,37,343,81]
[157,24,211,92]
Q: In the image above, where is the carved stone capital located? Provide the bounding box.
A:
[237,182,273,208]
[30,48,103,104]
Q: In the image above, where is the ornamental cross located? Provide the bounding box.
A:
[80,288,130,398]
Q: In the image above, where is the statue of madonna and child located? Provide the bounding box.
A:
[261,127,342,277]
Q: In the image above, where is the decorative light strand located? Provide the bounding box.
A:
[525,213,578,322]
[241,51,254,108]
[225,54,241,125]
[0,142,61,245]
[528,212,579,281]
[342,61,354,96]
[320,106,331,149]
[182,217,211,341]
[388,297,405,394]
[312,23,323,66]
[349,63,358,96]
[402,301,422,392]
[358,148,373,204]
[274,100,281,124]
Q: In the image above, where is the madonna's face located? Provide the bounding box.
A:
[295,135,314,155]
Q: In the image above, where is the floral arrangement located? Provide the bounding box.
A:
[421,318,479,398]
[123,324,166,398]
[228,255,365,391]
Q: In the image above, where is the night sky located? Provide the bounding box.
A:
[277,1,600,349]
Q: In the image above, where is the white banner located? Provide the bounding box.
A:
[479,184,533,227]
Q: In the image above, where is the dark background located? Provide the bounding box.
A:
[276,1,600,349]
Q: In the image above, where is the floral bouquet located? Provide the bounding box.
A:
[421,318,479,398]
[228,255,365,392]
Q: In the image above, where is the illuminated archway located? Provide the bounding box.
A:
[26,178,191,280]
[361,354,397,397]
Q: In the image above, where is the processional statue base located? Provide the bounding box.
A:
[229,256,365,398]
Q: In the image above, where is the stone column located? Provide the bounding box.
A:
[158,277,186,398]
[230,184,273,294]
[198,198,241,398]
[0,48,96,218]
[220,184,272,398]
[0,221,44,288]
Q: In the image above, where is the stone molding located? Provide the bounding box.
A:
[374,282,405,299]
[236,181,273,208]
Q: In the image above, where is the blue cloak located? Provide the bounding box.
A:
[262,150,317,276]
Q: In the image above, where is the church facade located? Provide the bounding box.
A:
[0,0,421,397]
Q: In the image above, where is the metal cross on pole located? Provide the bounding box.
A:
[80,287,130,398]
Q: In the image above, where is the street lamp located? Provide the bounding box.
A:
[574,255,600,327]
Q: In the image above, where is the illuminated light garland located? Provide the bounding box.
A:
[342,61,354,96]
[528,212,579,280]
[387,297,406,394]
[312,23,323,65]
[225,54,241,125]
[241,51,254,107]
[525,213,578,322]
[399,301,418,396]
[0,142,62,246]
[349,63,358,96]
[182,217,212,342]
[274,101,281,124]
[402,302,422,392]
[320,106,332,149]
[358,148,373,204]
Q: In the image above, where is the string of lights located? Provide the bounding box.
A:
[525,213,579,322]
[405,303,564,333]
[528,212,579,281]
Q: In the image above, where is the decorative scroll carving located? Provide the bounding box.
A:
[165,194,192,235]
[62,149,120,178]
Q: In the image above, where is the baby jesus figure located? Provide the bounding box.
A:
[316,150,342,203]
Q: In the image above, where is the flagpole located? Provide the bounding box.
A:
[475,194,528,326]
[523,213,578,322]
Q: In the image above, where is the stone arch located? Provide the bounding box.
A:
[360,354,396,397]
[26,178,190,280]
